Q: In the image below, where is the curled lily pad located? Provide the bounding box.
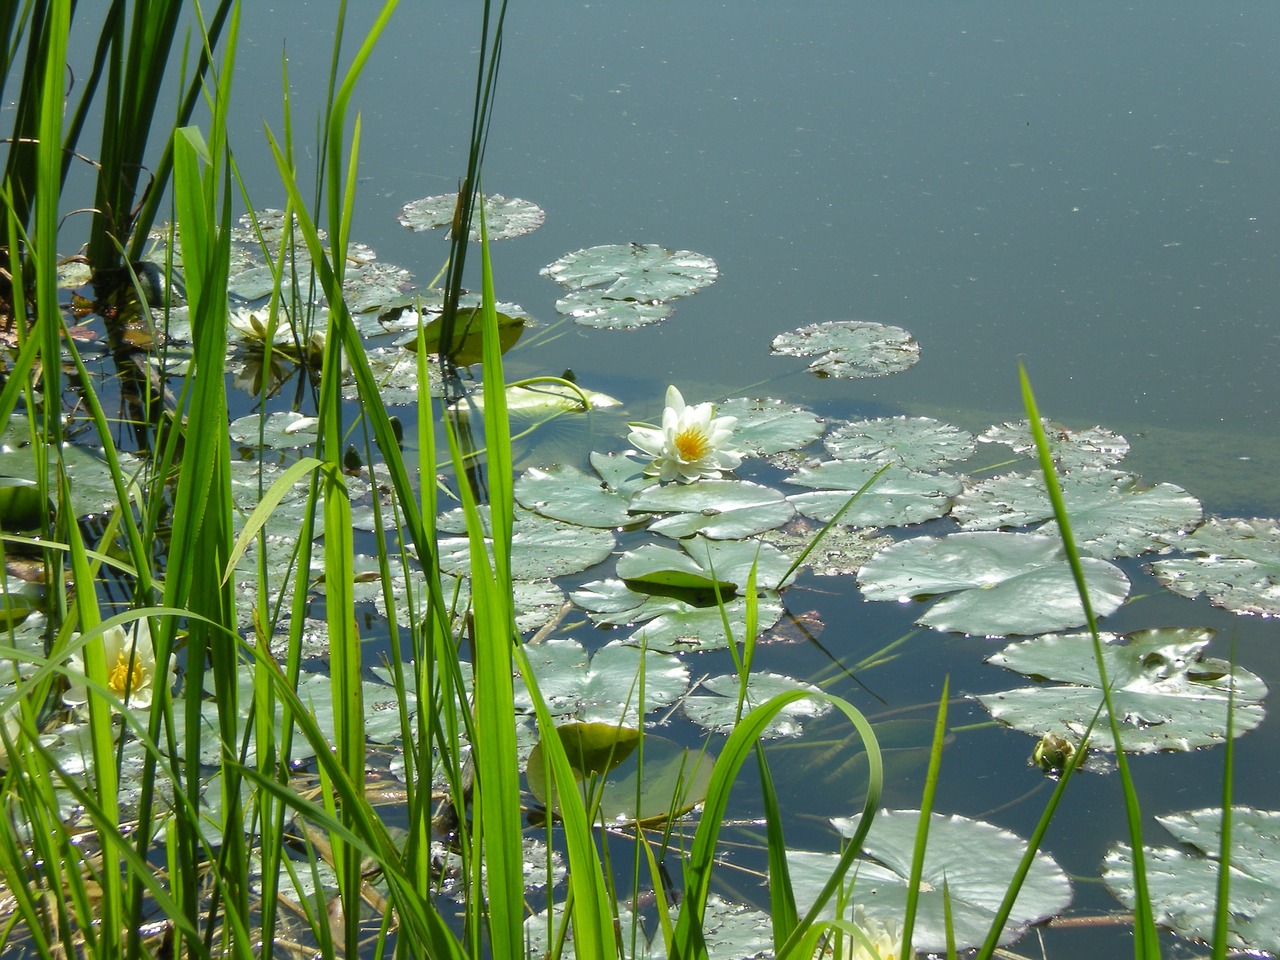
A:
[857,531,1130,636]
[397,192,545,240]
[824,416,975,469]
[1105,807,1280,954]
[770,320,919,379]
[717,397,825,456]
[683,672,830,738]
[629,479,795,540]
[786,460,961,528]
[392,305,526,365]
[953,469,1202,558]
[1149,517,1280,617]
[569,578,696,626]
[979,419,1129,470]
[980,628,1266,752]
[788,810,1071,953]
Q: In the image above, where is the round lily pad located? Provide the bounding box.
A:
[717,397,826,456]
[786,460,962,528]
[629,479,795,540]
[437,515,614,580]
[229,411,319,450]
[770,320,920,379]
[1149,516,1280,617]
[397,193,546,240]
[541,243,718,300]
[980,627,1267,752]
[515,463,636,528]
[824,416,975,469]
[857,531,1130,637]
[979,419,1130,470]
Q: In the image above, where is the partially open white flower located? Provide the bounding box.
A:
[628,385,742,483]
[64,619,176,712]
[847,906,904,960]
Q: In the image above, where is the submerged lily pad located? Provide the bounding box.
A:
[1106,807,1280,954]
[788,810,1072,953]
[857,532,1130,636]
[397,193,545,240]
[629,480,795,540]
[717,397,825,456]
[682,672,830,738]
[981,628,1267,752]
[824,416,975,469]
[1149,517,1280,617]
[953,469,1202,558]
[979,419,1129,470]
[786,460,962,528]
[770,320,920,379]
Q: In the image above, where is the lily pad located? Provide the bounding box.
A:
[629,479,795,540]
[541,243,718,301]
[857,532,1130,636]
[1105,807,1280,954]
[569,579,699,626]
[397,193,545,240]
[513,638,689,725]
[786,460,961,528]
[515,463,637,528]
[979,419,1129,470]
[1149,517,1280,617]
[717,397,826,456]
[392,305,526,365]
[980,628,1267,752]
[682,672,830,738]
[342,346,444,405]
[551,290,676,328]
[437,515,614,580]
[770,320,920,379]
[228,411,319,450]
[788,809,1072,953]
[953,469,1203,558]
[628,594,784,653]
[824,416,975,469]
[762,520,893,577]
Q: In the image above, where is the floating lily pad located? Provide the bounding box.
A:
[228,411,319,450]
[762,520,893,577]
[541,244,718,329]
[954,469,1202,558]
[392,305,526,365]
[569,578,697,626]
[1149,517,1280,617]
[475,383,621,415]
[770,320,920,379]
[629,479,795,540]
[858,532,1130,636]
[981,628,1267,752]
[786,460,961,528]
[1106,807,1280,954]
[628,595,783,653]
[717,397,825,456]
[514,638,689,725]
[678,536,795,591]
[551,290,675,328]
[787,809,1072,953]
[824,416,975,469]
[515,463,638,528]
[682,672,830,738]
[979,419,1129,470]
[397,193,546,240]
[342,257,415,315]
[438,515,615,580]
[616,543,737,592]
[342,346,444,405]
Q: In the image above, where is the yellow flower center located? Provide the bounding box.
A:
[108,649,146,697]
[673,427,710,462]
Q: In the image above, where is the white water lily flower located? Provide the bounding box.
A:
[628,385,742,483]
[847,907,904,960]
[64,619,176,711]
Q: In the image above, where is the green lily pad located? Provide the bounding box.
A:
[787,809,1072,953]
[678,536,796,591]
[682,672,830,738]
[1105,807,1280,954]
[342,256,415,315]
[980,628,1266,752]
[1150,517,1280,617]
[393,305,526,365]
[515,463,637,528]
[0,477,51,529]
[541,243,718,301]
[588,451,655,496]
[762,520,893,577]
[342,346,444,405]
[551,290,675,328]
[770,320,920,379]
[514,638,689,725]
[628,595,783,653]
[473,383,621,416]
[616,544,738,592]
[717,397,826,456]
[954,469,1202,558]
[857,532,1130,636]
[629,479,795,540]
[979,419,1129,470]
[438,515,615,580]
[786,460,962,528]
[397,192,546,240]
[228,411,319,450]
[824,416,975,469]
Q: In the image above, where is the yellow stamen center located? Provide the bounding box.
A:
[108,649,146,697]
[673,427,710,461]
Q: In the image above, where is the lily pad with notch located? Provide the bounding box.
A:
[857,531,1130,636]
[1104,807,1280,954]
[627,594,784,653]
[770,320,920,379]
[515,462,647,529]
[717,397,826,456]
[979,627,1266,752]
[787,809,1072,953]
[437,514,614,580]
[629,479,795,540]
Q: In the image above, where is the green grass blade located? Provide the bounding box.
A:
[901,676,949,958]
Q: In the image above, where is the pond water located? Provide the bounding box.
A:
[34,1,1280,957]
